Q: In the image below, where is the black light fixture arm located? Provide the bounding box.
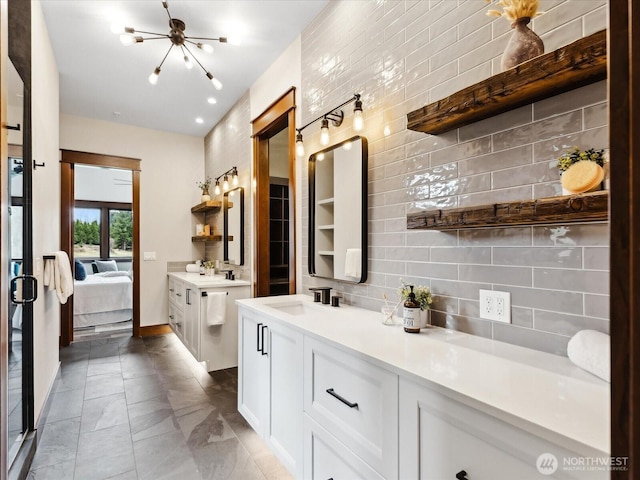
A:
[297,93,361,134]
[182,43,209,75]
[158,44,174,69]
[215,166,238,184]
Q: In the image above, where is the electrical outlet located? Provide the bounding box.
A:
[143,252,157,261]
[479,289,511,323]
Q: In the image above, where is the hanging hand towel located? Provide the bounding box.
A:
[45,251,74,304]
[344,248,361,278]
[206,291,227,326]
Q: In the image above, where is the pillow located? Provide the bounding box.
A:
[94,260,118,273]
[91,262,99,274]
[74,260,87,281]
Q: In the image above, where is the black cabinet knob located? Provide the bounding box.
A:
[456,470,469,480]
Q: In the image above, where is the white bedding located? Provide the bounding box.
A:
[73,272,133,328]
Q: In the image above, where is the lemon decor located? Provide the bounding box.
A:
[486,0,545,71]
[557,147,606,195]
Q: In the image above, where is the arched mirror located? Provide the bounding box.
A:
[224,187,244,265]
[308,136,368,283]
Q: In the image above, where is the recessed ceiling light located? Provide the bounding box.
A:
[207,97,217,104]
[196,117,204,124]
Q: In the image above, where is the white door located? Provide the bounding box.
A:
[238,310,268,435]
[266,321,303,477]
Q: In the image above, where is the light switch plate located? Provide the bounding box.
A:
[143,252,156,261]
[479,289,511,323]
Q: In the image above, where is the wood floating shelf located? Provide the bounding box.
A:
[406,191,608,231]
[407,30,607,135]
[191,200,224,213]
[191,235,234,242]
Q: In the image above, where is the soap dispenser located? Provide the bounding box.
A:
[403,285,421,334]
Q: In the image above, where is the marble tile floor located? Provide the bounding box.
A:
[28,333,293,480]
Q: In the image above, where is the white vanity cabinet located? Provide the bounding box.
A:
[238,307,304,478]
[303,337,398,479]
[399,377,607,480]
[167,273,249,371]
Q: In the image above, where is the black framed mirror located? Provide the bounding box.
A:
[224,187,244,265]
[308,136,368,283]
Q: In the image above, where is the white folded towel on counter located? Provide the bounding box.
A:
[344,248,361,278]
[567,330,610,382]
[206,291,227,326]
[186,263,200,273]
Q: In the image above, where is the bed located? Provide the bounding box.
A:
[73,271,133,328]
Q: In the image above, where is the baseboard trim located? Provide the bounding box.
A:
[139,324,172,337]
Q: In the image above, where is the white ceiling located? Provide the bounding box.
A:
[40,1,328,137]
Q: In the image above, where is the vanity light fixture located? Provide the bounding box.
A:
[213,166,239,195]
[295,93,363,157]
[112,1,228,89]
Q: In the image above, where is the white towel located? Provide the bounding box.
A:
[345,248,361,278]
[44,251,74,304]
[567,330,610,382]
[206,291,227,326]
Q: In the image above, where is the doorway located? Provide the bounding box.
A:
[251,88,296,297]
[59,150,141,346]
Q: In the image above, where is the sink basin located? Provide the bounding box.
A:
[268,302,317,316]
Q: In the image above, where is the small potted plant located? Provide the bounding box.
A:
[197,177,212,201]
[398,280,433,329]
[203,260,216,276]
[557,147,606,195]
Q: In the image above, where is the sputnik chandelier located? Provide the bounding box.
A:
[111,1,227,89]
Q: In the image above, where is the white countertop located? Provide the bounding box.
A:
[237,294,610,455]
[168,272,251,288]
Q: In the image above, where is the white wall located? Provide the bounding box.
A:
[248,35,304,291]
[75,165,132,203]
[59,114,205,328]
[31,0,60,424]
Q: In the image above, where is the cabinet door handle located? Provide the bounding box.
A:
[261,325,268,356]
[326,388,358,409]
[257,323,263,352]
[456,470,469,480]
[186,289,191,305]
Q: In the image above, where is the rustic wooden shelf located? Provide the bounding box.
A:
[191,235,234,242]
[407,30,607,135]
[191,200,223,213]
[406,191,608,231]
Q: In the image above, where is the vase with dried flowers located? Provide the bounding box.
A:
[197,177,212,202]
[486,0,544,71]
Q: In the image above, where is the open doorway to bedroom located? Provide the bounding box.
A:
[59,150,141,346]
[72,165,134,340]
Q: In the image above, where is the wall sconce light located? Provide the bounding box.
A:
[214,166,239,195]
[296,93,363,157]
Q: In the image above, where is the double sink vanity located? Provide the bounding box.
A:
[236,294,609,480]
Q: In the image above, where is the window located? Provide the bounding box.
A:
[73,202,132,259]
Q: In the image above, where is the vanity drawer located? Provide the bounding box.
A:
[168,277,185,310]
[304,337,398,479]
[303,415,384,480]
[169,304,184,339]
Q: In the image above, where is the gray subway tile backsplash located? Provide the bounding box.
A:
[292,0,610,356]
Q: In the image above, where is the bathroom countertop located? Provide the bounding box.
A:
[168,272,251,288]
[237,294,610,456]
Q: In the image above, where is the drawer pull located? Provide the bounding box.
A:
[326,388,358,409]
[176,293,182,297]
[176,322,182,327]
[257,323,263,352]
[169,314,174,320]
[261,325,268,356]
[169,288,175,292]
[456,470,469,480]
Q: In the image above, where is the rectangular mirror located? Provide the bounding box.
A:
[224,187,244,265]
[308,136,368,283]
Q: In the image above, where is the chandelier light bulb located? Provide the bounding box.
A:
[320,118,330,146]
[206,72,223,90]
[183,55,193,69]
[197,43,214,53]
[148,67,161,85]
[214,181,221,196]
[111,24,124,34]
[353,98,364,132]
[296,132,305,158]
[226,36,242,46]
[120,34,136,46]
[232,171,239,187]
[222,175,229,191]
